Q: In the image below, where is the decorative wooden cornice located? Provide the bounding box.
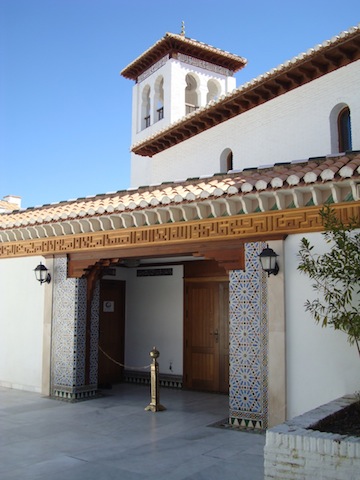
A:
[1,203,359,277]
[121,32,246,81]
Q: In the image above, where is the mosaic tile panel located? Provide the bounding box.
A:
[51,257,98,399]
[51,256,77,389]
[89,281,100,385]
[229,242,268,429]
[75,279,87,387]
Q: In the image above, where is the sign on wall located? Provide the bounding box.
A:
[103,301,115,313]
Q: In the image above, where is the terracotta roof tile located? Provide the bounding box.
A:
[1,152,359,231]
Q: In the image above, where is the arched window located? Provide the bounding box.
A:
[207,79,221,103]
[220,148,233,173]
[338,107,352,152]
[154,76,164,122]
[185,74,199,114]
[141,85,151,130]
[227,151,233,171]
[330,104,352,154]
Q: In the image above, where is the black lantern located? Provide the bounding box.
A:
[34,262,51,284]
[259,245,279,276]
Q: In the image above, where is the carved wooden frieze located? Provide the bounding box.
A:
[0,203,358,259]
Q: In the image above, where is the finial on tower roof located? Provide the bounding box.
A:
[181,21,185,36]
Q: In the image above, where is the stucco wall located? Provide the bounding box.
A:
[122,265,184,375]
[131,60,360,188]
[284,232,360,420]
[0,256,49,392]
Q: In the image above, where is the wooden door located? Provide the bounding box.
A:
[219,282,229,393]
[184,281,229,393]
[98,279,126,387]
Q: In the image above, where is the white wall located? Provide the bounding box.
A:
[0,256,50,392]
[124,265,184,375]
[131,60,360,187]
[103,264,184,375]
[284,232,360,419]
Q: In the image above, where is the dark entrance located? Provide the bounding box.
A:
[98,279,126,387]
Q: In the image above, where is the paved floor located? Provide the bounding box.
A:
[0,384,265,479]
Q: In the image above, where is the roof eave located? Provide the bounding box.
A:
[121,32,247,81]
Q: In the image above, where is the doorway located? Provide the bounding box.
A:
[98,279,126,387]
[183,261,229,393]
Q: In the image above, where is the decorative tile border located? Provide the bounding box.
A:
[124,370,182,389]
[52,384,98,401]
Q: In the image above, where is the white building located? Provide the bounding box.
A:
[1,24,359,428]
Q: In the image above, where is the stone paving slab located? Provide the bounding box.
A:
[0,384,265,479]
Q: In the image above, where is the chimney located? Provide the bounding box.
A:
[3,195,22,209]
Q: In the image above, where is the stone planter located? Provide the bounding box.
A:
[264,395,360,479]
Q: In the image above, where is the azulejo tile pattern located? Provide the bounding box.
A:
[75,279,87,387]
[52,256,77,392]
[51,257,98,400]
[89,281,100,385]
[229,242,268,429]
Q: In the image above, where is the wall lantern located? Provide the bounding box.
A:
[259,245,279,276]
[34,262,51,284]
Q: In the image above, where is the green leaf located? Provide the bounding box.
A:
[298,206,360,358]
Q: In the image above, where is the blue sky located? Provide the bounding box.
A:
[1,0,359,209]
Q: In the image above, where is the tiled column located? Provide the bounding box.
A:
[229,242,269,429]
[51,256,99,400]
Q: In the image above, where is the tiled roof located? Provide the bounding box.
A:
[121,32,247,80]
[132,24,360,157]
[1,152,359,232]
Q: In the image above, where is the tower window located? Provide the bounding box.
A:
[185,74,199,114]
[154,76,164,123]
[141,85,151,130]
[338,107,352,152]
[157,107,164,120]
[207,79,221,104]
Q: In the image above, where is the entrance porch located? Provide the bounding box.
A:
[50,239,285,430]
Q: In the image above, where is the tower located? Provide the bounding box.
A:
[121,28,246,187]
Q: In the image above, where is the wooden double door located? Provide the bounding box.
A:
[184,280,229,393]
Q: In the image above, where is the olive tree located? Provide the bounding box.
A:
[298,206,360,357]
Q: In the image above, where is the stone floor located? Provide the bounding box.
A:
[0,383,265,479]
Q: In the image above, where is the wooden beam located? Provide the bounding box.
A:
[194,244,245,272]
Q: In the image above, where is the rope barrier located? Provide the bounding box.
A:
[98,345,151,370]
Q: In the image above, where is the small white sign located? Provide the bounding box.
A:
[103,300,114,313]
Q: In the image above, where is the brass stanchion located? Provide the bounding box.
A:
[145,347,166,412]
